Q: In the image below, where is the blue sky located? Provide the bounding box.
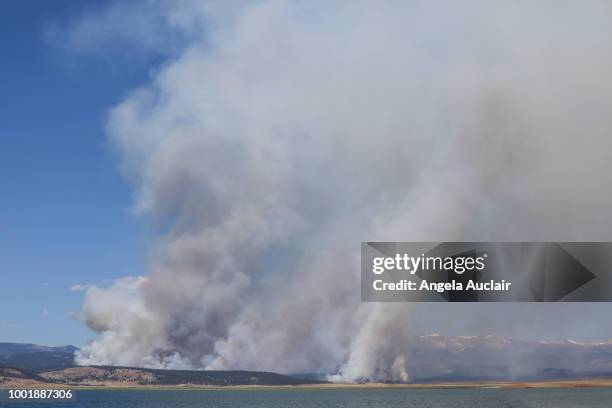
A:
[0,1,152,346]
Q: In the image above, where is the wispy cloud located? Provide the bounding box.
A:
[70,284,90,292]
[43,0,204,59]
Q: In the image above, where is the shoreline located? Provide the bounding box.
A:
[5,378,612,391]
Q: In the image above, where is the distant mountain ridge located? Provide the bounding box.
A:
[0,342,323,387]
[4,337,612,383]
[0,343,78,372]
[406,334,612,382]
[0,343,78,356]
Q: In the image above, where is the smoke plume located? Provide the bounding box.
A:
[75,1,612,381]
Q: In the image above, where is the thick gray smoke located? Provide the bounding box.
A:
[75,1,612,381]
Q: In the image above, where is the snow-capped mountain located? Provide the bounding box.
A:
[406,334,612,382]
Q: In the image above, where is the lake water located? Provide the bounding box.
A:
[10,387,612,408]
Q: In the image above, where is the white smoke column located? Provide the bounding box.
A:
[331,303,410,382]
[75,0,612,381]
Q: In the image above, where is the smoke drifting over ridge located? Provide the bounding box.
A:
[75,1,612,381]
